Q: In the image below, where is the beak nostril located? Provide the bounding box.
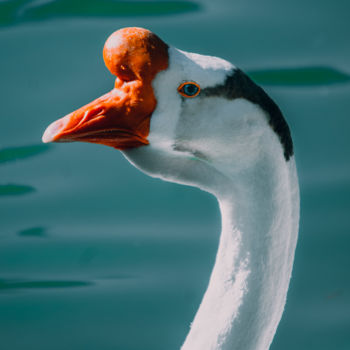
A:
[94,107,105,116]
[87,107,105,119]
[74,106,106,130]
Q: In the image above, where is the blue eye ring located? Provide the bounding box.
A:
[178,81,201,98]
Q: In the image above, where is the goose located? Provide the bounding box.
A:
[42,27,299,350]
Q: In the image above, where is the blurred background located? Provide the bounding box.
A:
[0,0,349,349]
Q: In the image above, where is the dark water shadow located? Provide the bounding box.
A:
[0,144,52,165]
[0,0,27,26]
[0,184,35,196]
[248,66,350,86]
[0,278,93,291]
[17,226,47,237]
[0,144,52,198]
[0,0,200,27]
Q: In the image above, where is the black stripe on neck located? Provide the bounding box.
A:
[201,69,294,161]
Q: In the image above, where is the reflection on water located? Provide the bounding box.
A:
[17,226,47,237]
[0,0,200,26]
[249,66,350,86]
[0,278,92,290]
[0,184,35,196]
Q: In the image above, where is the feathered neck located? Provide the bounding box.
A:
[181,153,299,350]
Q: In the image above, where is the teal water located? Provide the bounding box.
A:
[0,1,349,349]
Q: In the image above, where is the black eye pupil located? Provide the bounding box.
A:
[183,84,199,96]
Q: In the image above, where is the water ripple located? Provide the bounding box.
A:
[17,226,47,237]
[248,66,350,86]
[0,278,93,291]
[0,144,52,165]
[0,184,35,196]
[0,0,200,26]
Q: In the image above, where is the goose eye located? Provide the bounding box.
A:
[178,82,201,98]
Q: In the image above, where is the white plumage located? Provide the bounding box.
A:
[43,27,299,350]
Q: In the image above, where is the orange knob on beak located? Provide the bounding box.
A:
[42,27,169,150]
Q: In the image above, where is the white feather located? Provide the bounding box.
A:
[123,45,299,350]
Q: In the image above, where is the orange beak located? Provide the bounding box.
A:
[42,80,154,149]
[42,27,168,150]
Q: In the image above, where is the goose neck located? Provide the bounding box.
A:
[181,157,299,350]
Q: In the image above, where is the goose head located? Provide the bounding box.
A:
[42,28,299,350]
[43,27,293,195]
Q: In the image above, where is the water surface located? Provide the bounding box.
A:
[0,0,349,349]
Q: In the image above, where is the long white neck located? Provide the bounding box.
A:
[181,155,299,350]
[123,117,300,350]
